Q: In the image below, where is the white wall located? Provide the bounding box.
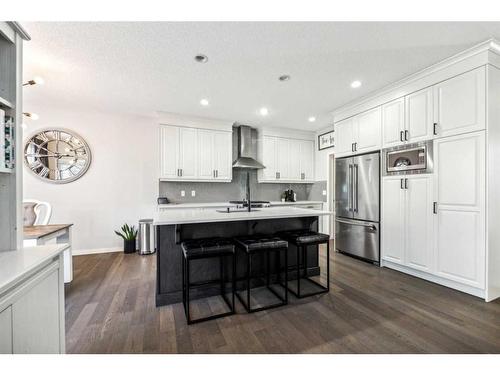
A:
[22,104,158,253]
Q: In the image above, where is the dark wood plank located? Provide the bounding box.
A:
[65,244,500,353]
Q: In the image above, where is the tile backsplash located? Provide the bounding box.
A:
[159,169,326,203]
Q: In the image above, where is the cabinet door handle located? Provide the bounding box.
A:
[354,142,357,152]
[277,172,280,179]
[177,169,180,177]
[433,202,438,214]
[405,178,408,189]
[180,169,183,177]
[400,131,404,142]
[400,178,404,190]
[405,130,409,141]
[433,123,438,136]
[351,143,354,152]
[216,170,218,178]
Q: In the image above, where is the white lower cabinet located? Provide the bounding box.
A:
[434,131,485,288]
[405,175,434,272]
[0,255,65,354]
[0,306,12,354]
[381,176,405,264]
[381,174,433,271]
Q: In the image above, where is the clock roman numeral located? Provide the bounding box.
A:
[39,167,49,178]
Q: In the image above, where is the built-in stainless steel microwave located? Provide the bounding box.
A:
[382,141,433,175]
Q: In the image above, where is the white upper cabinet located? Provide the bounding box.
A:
[433,67,486,138]
[258,135,314,183]
[159,125,232,182]
[382,98,405,148]
[433,131,485,288]
[261,135,277,181]
[300,139,314,181]
[334,118,355,156]
[382,89,433,148]
[334,107,381,157]
[178,127,198,179]
[159,125,179,179]
[405,87,434,143]
[197,129,214,179]
[338,67,486,155]
[213,131,232,180]
[355,106,382,153]
[276,138,290,180]
[288,139,302,180]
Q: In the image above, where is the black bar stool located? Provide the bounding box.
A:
[279,230,330,298]
[181,238,235,325]
[234,235,288,313]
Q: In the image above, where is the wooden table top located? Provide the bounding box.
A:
[23,224,73,239]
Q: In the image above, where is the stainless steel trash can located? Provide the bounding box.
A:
[138,219,155,255]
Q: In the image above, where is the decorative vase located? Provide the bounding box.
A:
[124,239,136,254]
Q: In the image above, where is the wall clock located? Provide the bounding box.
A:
[24,128,92,183]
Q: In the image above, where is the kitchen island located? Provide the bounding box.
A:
[154,206,332,306]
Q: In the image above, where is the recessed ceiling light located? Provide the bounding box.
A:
[279,75,291,81]
[308,116,316,123]
[200,98,209,106]
[259,107,269,116]
[194,54,208,63]
[351,80,362,88]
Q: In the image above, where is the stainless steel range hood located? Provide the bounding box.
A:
[232,125,265,169]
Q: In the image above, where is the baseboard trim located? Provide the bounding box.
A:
[381,260,486,300]
[73,247,122,256]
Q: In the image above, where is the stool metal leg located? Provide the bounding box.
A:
[232,253,236,313]
[326,240,330,292]
[266,249,270,287]
[247,252,251,311]
[182,256,185,311]
[296,245,301,298]
[220,256,224,296]
[284,246,288,303]
[186,258,191,323]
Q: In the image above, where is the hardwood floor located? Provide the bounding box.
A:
[65,246,500,353]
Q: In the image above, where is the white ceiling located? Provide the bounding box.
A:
[23,22,500,130]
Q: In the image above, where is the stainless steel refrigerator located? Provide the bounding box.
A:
[335,152,380,263]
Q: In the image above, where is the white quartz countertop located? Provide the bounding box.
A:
[0,244,68,296]
[153,206,332,225]
[158,200,324,209]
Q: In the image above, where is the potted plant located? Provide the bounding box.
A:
[114,224,138,254]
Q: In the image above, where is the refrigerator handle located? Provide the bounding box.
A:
[336,218,377,230]
[348,164,353,211]
[354,164,359,212]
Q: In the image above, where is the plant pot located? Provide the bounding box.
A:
[124,239,136,254]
